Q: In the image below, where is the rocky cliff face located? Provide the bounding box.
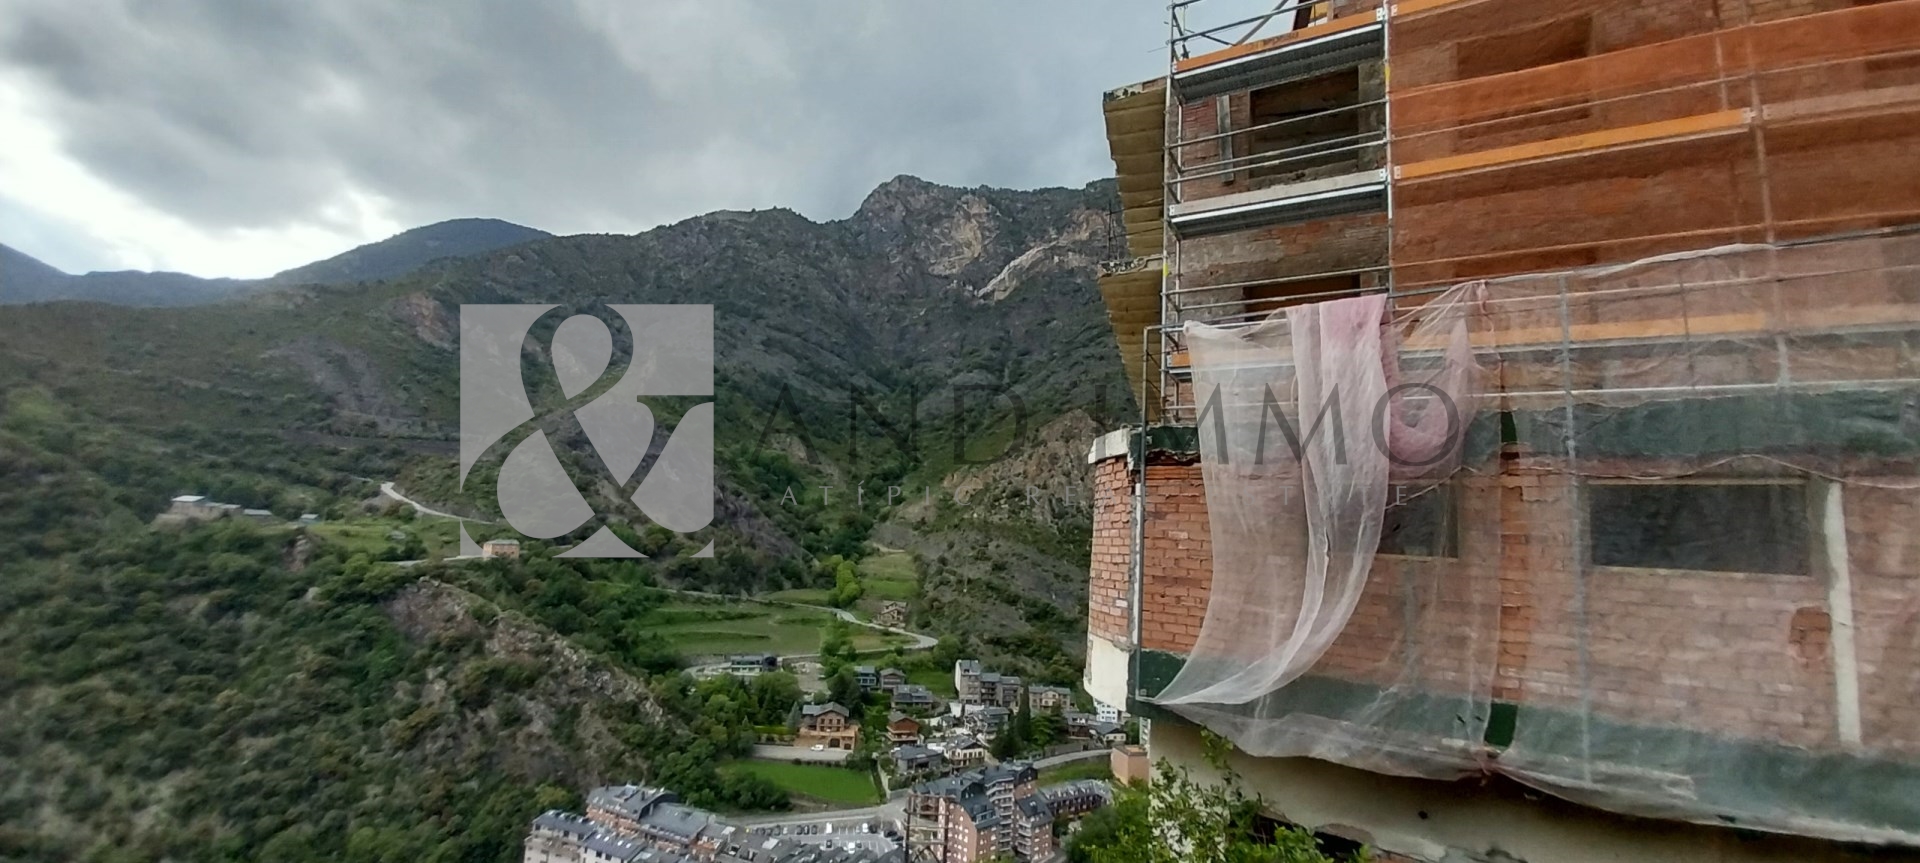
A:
[384,579,667,787]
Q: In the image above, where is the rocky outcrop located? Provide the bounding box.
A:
[382,578,669,787]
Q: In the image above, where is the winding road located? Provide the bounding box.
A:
[379,481,474,521]
[667,586,939,676]
[375,482,941,662]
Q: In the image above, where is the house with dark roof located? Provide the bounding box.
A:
[586,785,678,837]
[887,710,923,745]
[795,702,859,750]
[1013,796,1056,862]
[962,705,1011,736]
[890,684,936,712]
[893,744,944,775]
[727,654,780,676]
[907,761,1040,862]
[526,810,600,863]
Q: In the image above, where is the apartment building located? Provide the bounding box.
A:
[906,762,1040,863]
[1088,1,1920,861]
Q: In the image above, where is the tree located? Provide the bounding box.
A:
[750,671,803,724]
[1066,734,1364,863]
[819,619,858,671]
[827,559,863,608]
[1010,687,1034,752]
[827,666,863,709]
[931,634,963,669]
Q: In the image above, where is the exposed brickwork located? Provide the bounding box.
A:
[1843,484,1920,755]
[1089,456,1133,642]
[1099,453,1920,754]
[1173,61,1385,206]
[1140,458,1213,654]
[1388,0,1920,286]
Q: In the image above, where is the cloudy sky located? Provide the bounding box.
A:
[0,1,1168,278]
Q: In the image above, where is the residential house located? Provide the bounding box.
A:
[168,494,216,519]
[877,667,908,692]
[525,810,599,863]
[795,702,858,750]
[1088,721,1126,747]
[482,538,521,560]
[1087,2,1920,859]
[962,705,1010,737]
[1038,780,1112,820]
[1028,685,1072,715]
[891,684,936,713]
[580,832,646,863]
[941,736,988,769]
[875,600,909,629]
[727,654,780,677]
[887,710,923,746]
[893,744,944,775]
[853,665,879,691]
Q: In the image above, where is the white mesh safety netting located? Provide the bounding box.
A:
[1156,282,1497,779]
[1151,236,1920,842]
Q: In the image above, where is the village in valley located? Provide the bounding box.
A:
[524,656,1139,863]
[161,489,1129,863]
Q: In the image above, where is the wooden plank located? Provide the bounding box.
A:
[1394,110,1749,181]
[1388,0,1478,17]
[1175,12,1376,74]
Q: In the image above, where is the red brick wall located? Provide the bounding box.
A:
[1140,458,1213,654]
[1105,453,1920,754]
[1090,456,1133,642]
[1387,0,1920,286]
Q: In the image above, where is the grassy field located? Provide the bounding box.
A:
[855,551,918,600]
[762,587,832,605]
[647,600,910,659]
[905,666,959,698]
[1036,757,1114,786]
[721,760,883,805]
[307,516,465,560]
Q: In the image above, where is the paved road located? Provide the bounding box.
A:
[379,481,472,521]
[752,744,851,764]
[1032,748,1112,770]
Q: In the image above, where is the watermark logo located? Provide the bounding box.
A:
[460,304,714,557]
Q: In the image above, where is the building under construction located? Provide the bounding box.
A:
[1086,0,1920,859]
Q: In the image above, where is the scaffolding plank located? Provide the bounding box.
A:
[1175,11,1379,74]
[1394,109,1749,182]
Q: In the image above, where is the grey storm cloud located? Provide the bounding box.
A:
[0,0,1166,245]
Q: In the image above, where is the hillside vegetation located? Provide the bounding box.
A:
[0,175,1129,860]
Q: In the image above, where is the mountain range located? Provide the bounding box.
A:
[0,218,551,305]
[0,174,1129,860]
[0,174,1129,663]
